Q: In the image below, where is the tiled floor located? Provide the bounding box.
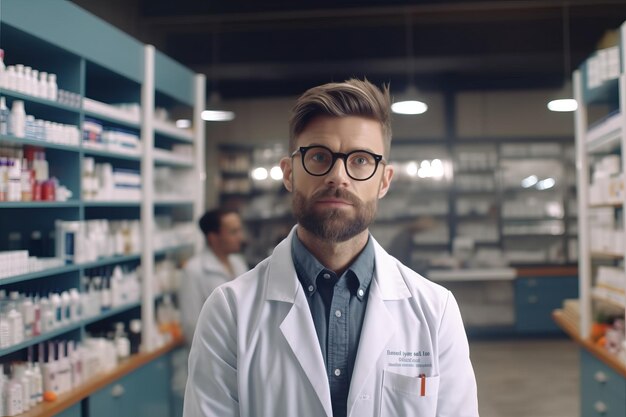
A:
[470,338,580,417]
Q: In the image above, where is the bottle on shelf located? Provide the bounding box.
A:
[9,99,26,138]
[47,73,58,101]
[0,48,6,89]
[0,96,9,135]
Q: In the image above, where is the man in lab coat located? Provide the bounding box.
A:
[179,208,248,344]
[184,79,479,417]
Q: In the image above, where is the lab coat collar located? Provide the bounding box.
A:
[266,225,412,302]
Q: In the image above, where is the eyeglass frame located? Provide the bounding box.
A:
[290,145,386,181]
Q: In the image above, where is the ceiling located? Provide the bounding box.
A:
[73,0,626,100]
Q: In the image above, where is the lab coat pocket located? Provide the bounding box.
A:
[380,369,439,417]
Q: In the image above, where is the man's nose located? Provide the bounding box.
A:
[324,157,350,185]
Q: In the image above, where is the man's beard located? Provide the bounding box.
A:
[292,187,377,243]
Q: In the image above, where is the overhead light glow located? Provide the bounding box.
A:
[431,159,444,179]
[201,110,236,122]
[391,100,428,115]
[269,166,283,180]
[176,119,191,128]
[536,178,556,190]
[405,161,418,176]
[521,175,538,188]
[251,167,268,181]
[547,99,577,112]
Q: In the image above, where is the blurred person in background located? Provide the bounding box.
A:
[179,208,248,343]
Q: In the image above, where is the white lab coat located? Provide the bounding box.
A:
[179,247,249,344]
[184,227,478,417]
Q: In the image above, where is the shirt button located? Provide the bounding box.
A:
[335,310,342,318]
[358,289,364,297]
[334,368,341,377]
[308,285,314,292]
[323,273,331,279]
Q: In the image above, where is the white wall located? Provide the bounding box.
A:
[456,89,575,138]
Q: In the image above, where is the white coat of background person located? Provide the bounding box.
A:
[179,208,248,344]
[184,79,479,417]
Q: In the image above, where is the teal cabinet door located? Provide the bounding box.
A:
[88,355,171,417]
[515,276,578,333]
[57,403,82,417]
[580,350,626,417]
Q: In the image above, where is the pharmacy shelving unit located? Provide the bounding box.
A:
[220,137,578,335]
[0,1,205,417]
[553,20,626,417]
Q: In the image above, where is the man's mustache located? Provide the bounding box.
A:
[311,187,361,206]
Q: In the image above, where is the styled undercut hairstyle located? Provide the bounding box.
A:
[288,78,392,157]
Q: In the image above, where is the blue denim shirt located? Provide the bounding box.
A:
[292,231,374,417]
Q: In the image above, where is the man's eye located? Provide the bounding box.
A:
[350,153,373,165]
[311,152,329,162]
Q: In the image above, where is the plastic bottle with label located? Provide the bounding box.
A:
[9,100,25,138]
[0,96,10,135]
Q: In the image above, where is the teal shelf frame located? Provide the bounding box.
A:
[0,135,80,152]
[0,88,81,113]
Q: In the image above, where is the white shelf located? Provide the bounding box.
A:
[585,111,622,154]
[83,97,141,127]
[154,118,194,142]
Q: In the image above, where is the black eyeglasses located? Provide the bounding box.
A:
[291,145,385,181]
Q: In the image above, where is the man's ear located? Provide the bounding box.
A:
[280,156,293,192]
[377,164,394,199]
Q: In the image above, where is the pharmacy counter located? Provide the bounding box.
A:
[427,268,516,282]
[22,335,183,417]
[427,266,578,335]
[553,310,626,416]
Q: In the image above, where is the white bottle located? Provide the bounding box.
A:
[23,66,32,96]
[56,342,71,393]
[92,277,103,314]
[32,295,41,337]
[5,65,16,91]
[21,295,34,338]
[30,69,39,97]
[111,266,123,307]
[14,364,31,412]
[60,291,71,325]
[29,361,42,405]
[0,48,6,89]
[15,63,24,94]
[114,322,130,359]
[7,371,24,416]
[68,340,82,389]
[39,296,54,333]
[7,303,24,345]
[69,288,81,322]
[38,71,48,98]
[50,292,62,327]
[42,342,58,395]
[9,100,26,138]
[101,277,111,311]
[0,372,5,416]
[0,96,9,135]
[0,308,9,348]
[47,73,58,101]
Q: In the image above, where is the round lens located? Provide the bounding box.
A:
[303,147,333,175]
[347,151,377,179]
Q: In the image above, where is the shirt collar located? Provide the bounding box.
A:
[291,232,375,300]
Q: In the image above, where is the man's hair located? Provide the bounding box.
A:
[288,78,392,157]
[198,208,237,236]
